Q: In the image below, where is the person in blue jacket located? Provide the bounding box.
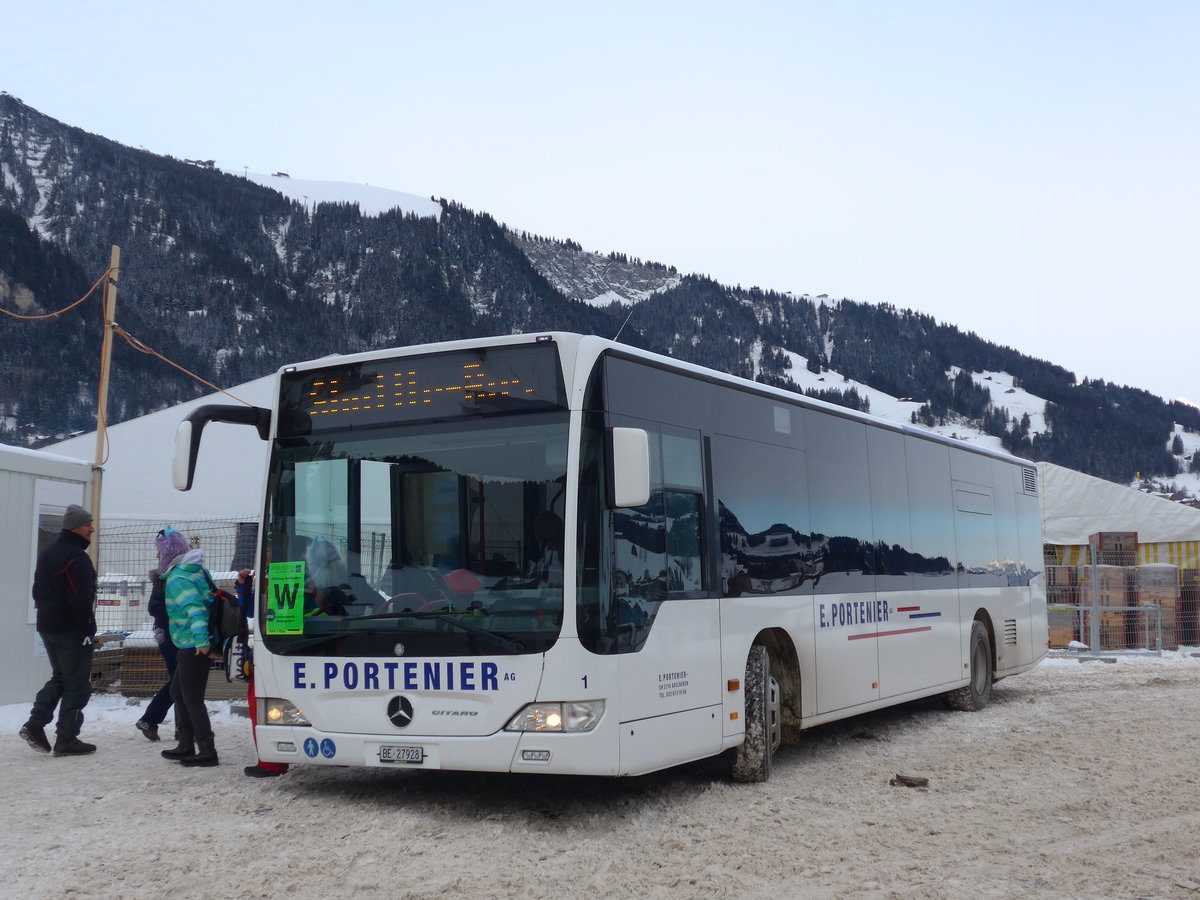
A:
[155,527,220,767]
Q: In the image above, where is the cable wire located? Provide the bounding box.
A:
[112,325,252,407]
[3,261,252,415]
[0,266,115,319]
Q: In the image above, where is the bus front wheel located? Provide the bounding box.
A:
[945,620,993,711]
[731,644,781,783]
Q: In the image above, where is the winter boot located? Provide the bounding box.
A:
[19,721,51,753]
[135,719,160,742]
[161,742,195,761]
[180,736,219,767]
[52,736,97,756]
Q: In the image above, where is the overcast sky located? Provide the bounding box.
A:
[5,1,1197,404]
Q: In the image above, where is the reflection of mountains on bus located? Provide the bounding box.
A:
[718,503,824,593]
[614,505,664,554]
[717,501,971,595]
[613,493,700,557]
[961,558,1038,584]
[871,540,953,577]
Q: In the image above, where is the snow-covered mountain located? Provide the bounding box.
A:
[3,93,1199,495]
[238,171,441,219]
[510,233,682,307]
[774,350,1200,502]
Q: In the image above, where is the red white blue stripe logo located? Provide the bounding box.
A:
[846,605,941,641]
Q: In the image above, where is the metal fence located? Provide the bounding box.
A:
[1047,604,1165,652]
[1045,563,1199,653]
[89,517,257,701]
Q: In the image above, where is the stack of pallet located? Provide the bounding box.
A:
[1087,564,1136,649]
[1045,533,1200,652]
[1089,531,1138,567]
[1182,570,1200,647]
[1046,566,1082,647]
[1135,565,1182,651]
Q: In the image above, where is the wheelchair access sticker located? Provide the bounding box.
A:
[303,737,337,759]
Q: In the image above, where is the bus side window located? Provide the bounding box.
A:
[612,490,667,604]
[711,434,811,597]
[665,490,702,592]
[661,430,704,595]
[611,428,705,601]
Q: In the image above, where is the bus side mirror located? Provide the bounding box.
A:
[173,404,272,491]
[172,419,197,491]
[610,427,650,508]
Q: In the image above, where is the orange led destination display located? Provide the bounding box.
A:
[309,362,527,415]
[278,343,565,436]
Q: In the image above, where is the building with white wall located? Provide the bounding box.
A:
[0,444,91,705]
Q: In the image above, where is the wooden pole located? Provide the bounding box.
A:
[89,246,120,568]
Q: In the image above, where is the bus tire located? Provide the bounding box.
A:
[732,644,780,783]
[945,620,993,711]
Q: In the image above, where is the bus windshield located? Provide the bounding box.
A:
[260,412,569,657]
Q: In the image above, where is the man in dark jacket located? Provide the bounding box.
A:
[20,504,99,756]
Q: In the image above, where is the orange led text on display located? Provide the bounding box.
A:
[306,364,536,418]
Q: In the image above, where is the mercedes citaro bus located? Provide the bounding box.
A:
[174,332,1046,782]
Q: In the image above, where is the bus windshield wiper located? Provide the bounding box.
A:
[355,611,526,653]
[272,624,419,654]
[274,628,434,657]
[274,632,352,654]
[427,613,526,653]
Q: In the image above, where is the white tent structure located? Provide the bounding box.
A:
[49,375,275,521]
[1038,461,1200,568]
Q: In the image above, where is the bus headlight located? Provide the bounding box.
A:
[505,701,604,733]
[265,698,311,727]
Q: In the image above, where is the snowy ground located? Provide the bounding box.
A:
[4,653,1200,900]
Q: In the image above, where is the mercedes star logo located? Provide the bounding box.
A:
[387,695,414,728]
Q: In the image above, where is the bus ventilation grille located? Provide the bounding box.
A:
[1022,467,1038,495]
[1004,619,1018,646]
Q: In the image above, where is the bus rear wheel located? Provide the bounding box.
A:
[945,620,993,711]
[732,644,781,783]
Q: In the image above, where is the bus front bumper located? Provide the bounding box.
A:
[255,724,621,776]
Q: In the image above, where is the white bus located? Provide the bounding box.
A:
[175,332,1047,781]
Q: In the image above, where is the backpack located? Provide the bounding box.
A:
[203,572,249,650]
